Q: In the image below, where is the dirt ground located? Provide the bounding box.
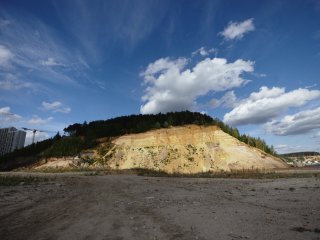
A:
[0,172,319,240]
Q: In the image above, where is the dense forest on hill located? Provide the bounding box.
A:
[0,111,276,170]
[63,111,214,137]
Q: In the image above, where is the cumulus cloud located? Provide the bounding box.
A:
[0,106,11,115]
[0,44,14,66]
[0,106,22,122]
[141,57,188,80]
[27,116,53,125]
[220,18,255,40]
[140,57,254,114]
[41,101,71,113]
[223,86,320,126]
[0,107,21,118]
[192,47,217,57]
[210,91,237,108]
[265,107,320,136]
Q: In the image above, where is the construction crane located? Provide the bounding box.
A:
[22,128,56,144]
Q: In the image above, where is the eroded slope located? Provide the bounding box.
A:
[100,125,287,173]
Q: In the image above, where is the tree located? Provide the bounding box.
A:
[232,128,240,140]
[53,132,62,141]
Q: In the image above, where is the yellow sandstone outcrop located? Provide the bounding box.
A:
[102,125,287,173]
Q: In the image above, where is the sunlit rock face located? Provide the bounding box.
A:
[102,125,287,173]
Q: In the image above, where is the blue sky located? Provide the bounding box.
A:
[0,0,319,152]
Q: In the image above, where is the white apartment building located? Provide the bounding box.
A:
[0,127,26,156]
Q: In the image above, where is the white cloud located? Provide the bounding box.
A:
[0,106,11,115]
[141,57,188,81]
[0,44,14,67]
[0,106,22,122]
[192,47,217,57]
[41,101,71,113]
[140,57,254,114]
[0,79,32,90]
[265,107,320,135]
[42,101,62,110]
[220,18,255,40]
[210,91,237,108]
[27,116,53,125]
[0,13,88,87]
[249,86,284,100]
[0,74,33,90]
[40,57,63,66]
[223,86,320,126]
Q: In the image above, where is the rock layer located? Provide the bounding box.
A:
[103,125,287,173]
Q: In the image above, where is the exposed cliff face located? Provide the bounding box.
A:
[100,125,287,173]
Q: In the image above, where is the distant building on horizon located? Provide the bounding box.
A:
[0,127,26,156]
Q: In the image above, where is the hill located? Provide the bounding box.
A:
[0,111,282,171]
[81,125,285,173]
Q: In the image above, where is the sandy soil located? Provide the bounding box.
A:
[0,173,319,240]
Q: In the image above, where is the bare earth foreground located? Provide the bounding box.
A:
[0,173,319,240]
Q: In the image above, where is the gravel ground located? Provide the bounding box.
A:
[0,173,319,240]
